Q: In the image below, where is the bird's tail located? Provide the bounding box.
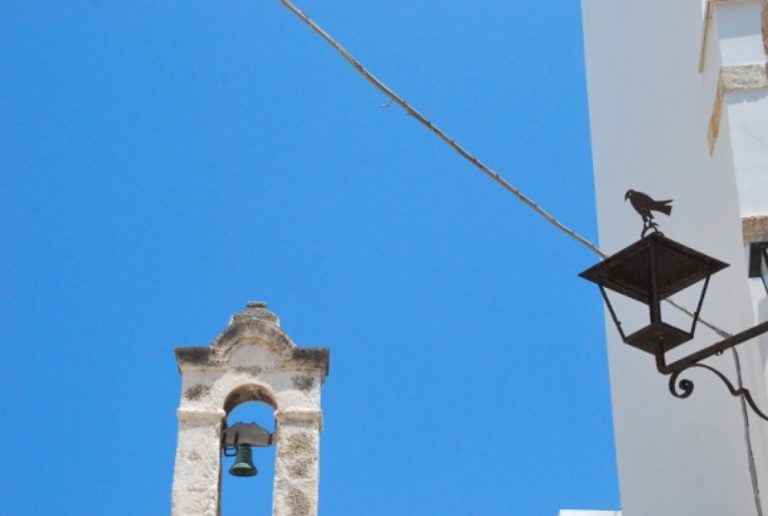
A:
[658,201,672,216]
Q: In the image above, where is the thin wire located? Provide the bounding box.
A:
[280,0,602,258]
[279,0,733,340]
[732,346,765,516]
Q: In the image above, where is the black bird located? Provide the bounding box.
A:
[625,189,673,236]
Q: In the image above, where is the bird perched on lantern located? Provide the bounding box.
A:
[625,189,673,237]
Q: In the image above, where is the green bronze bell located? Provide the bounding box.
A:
[229,444,257,477]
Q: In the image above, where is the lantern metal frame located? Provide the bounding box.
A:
[580,232,768,420]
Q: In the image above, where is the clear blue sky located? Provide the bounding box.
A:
[1,2,618,514]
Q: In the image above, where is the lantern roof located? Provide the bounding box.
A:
[579,233,729,305]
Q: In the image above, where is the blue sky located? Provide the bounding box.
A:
[1,2,618,514]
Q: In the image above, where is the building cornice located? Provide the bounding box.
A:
[743,215,768,243]
[708,63,767,153]
[721,63,768,92]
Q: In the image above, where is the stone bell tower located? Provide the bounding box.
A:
[171,302,330,516]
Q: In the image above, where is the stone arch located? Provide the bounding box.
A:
[214,325,294,366]
[221,385,279,516]
[223,382,279,414]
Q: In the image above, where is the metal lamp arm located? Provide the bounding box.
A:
[652,321,768,421]
[668,363,768,421]
[654,321,768,375]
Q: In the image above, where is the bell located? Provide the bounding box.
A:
[229,444,258,477]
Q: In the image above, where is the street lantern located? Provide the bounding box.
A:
[580,190,768,420]
[579,232,728,355]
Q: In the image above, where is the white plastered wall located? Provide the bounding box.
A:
[581,0,768,515]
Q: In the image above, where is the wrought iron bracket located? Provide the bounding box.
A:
[652,321,768,421]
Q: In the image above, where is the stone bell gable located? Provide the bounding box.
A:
[171,301,329,516]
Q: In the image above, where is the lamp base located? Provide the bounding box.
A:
[623,321,692,354]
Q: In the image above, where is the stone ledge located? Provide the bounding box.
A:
[721,63,768,93]
[743,215,768,243]
[175,345,330,379]
[708,63,768,153]
[176,407,226,423]
[276,408,324,429]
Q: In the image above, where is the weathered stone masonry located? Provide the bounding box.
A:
[171,302,329,516]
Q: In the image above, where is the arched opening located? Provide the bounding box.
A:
[221,387,278,515]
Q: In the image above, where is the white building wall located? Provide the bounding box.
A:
[581,1,768,515]
[729,88,768,217]
[718,1,765,66]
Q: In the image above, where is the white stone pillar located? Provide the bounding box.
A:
[273,409,323,516]
[171,408,226,516]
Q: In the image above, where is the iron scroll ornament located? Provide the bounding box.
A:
[668,362,768,422]
[580,189,768,423]
[650,321,768,422]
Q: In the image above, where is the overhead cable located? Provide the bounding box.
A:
[279,0,732,340]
